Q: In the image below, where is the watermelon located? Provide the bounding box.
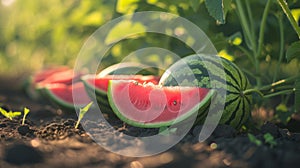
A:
[23,66,70,99]
[159,54,252,129]
[97,62,156,77]
[38,82,91,110]
[81,75,160,114]
[107,80,214,128]
[36,69,83,88]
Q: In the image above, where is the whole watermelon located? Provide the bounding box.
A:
[159,54,252,129]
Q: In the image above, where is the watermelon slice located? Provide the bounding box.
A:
[107,80,214,128]
[36,69,83,88]
[23,66,70,99]
[24,66,84,100]
[39,82,91,110]
[97,62,156,77]
[81,75,160,114]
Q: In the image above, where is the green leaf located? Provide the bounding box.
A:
[286,41,300,62]
[81,102,93,114]
[189,0,203,12]
[75,102,93,129]
[24,107,30,115]
[116,0,140,14]
[205,0,232,24]
[247,133,262,146]
[295,78,300,112]
[275,103,293,125]
[105,20,146,45]
[263,133,277,148]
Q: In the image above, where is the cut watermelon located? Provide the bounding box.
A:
[39,82,91,110]
[36,69,83,88]
[23,66,70,99]
[107,80,214,128]
[97,62,156,77]
[81,75,160,114]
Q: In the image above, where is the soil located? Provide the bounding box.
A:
[1,77,300,168]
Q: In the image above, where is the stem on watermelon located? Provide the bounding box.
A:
[243,89,264,97]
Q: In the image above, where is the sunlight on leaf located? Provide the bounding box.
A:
[218,49,234,61]
[82,12,103,26]
[291,8,300,23]
[117,0,140,14]
[276,103,288,112]
[105,20,146,45]
[228,32,242,46]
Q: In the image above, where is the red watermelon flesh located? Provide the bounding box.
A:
[108,80,212,127]
[37,69,83,88]
[33,66,69,83]
[43,82,91,107]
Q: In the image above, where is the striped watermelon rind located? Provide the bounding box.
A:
[159,54,252,129]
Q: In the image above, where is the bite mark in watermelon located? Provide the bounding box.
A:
[107,80,214,128]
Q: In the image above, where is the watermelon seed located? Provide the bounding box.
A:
[173,101,177,105]
[133,81,139,85]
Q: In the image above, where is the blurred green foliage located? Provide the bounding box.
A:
[0,0,115,76]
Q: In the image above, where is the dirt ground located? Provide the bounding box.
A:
[1,77,300,168]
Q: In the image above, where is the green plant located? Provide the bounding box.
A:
[248,133,262,146]
[248,133,277,148]
[75,102,93,129]
[0,107,22,120]
[22,107,30,125]
[203,0,300,124]
[263,133,277,148]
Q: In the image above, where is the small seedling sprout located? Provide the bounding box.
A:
[263,133,277,148]
[75,102,93,129]
[22,107,30,125]
[247,133,262,146]
[0,107,22,120]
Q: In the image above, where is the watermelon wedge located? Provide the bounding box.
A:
[81,75,160,114]
[23,66,70,99]
[107,80,214,128]
[97,62,155,77]
[36,69,83,88]
[39,82,91,110]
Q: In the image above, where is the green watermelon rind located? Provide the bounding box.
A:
[81,75,112,114]
[37,86,86,111]
[107,80,216,128]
